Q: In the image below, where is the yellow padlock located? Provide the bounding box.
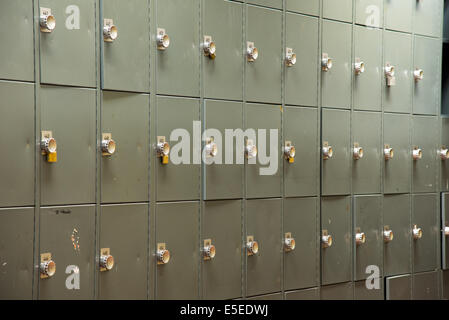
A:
[289,157,294,164]
[162,155,169,164]
[47,152,57,163]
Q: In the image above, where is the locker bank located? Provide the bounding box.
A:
[1,0,449,300]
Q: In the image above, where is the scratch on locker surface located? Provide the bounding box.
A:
[71,228,81,253]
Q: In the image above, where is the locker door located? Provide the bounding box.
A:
[246,0,282,10]
[355,0,383,27]
[320,282,353,300]
[323,0,353,23]
[384,0,413,33]
[412,271,440,300]
[354,279,384,300]
[443,119,449,192]
[286,0,319,16]
[285,288,320,300]
[414,0,443,37]
[386,274,411,300]
[443,193,449,269]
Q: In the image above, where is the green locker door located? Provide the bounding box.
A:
[39,205,95,300]
[412,271,440,300]
[285,13,319,107]
[284,198,318,291]
[412,194,438,273]
[98,204,148,300]
[284,106,318,197]
[322,0,353,23]
[321,196,352,285]
[413,36,441,116]
[40,87,96,206]
[155,202,199,300]
[384,195,411,276]
[101,92,149,203]
[383,113,410,194]
[155,96,200,202]
[352,111,382,194]
[353,26,382,112]
[246,0,282,10]
[383,31,412,114]
[320,282,353,300]
[0,208,34,299]
[443,193,449,269]
[203,0,243,101]
[156,0,200,96]
[322,109,351,196]
[102,0,150,93]
[204,100,243,200]
[246,5,282,104]
[354,279,384,300]
[286,0,319,16]
[442,119,449,192]
[245,103,281,199]
[285,288,319,300]
[246,199,282,297]
[414,0,443,37]
[321,20,352,109]
[202,200,242,300]
[384,0,413,33]
[39,0,96,87]
[386,274,411,300]
[0,1,34,81]
[355,0,383,27]
[412,116,438,193]
[0,81,34,207]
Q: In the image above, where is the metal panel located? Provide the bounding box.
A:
[443,270,449,299]
[155,96,200,202]
[412,116,438,193]
[202,200,242,300]
[284,106,318,197]
[246,199,282,297]
[384,195,411,276]
[246,5,282,104]
[39,205,95,300]
[39,0,96,87]
[414,0,443,37]
[413,36,441,116]
[245,103,281,199]
[40,87,96,206]
[354,279,384,300]
[383,113,410,194]
[0,208,34,299]
[203,0,242,101]
[383,31,412,113]
[102,0,150,92]
[204,100,243,200]
[0,81,34,207]
[443,118,449,192]
[101,92,149,203]
[322,109,351,196]
[386,274,411,300]
[412,271,440,300]
[353,26,382,112]
[321,196,352,285]
[285,13,319,107]
[0,0,34,81]
[156,0,199,96]
[412,194,438,273]
[320,282,353,300]
[98,204,148,300]
[284,197,318,290]
[323,0,353,23]
[444,193,449,270]
[285,288,319,300]
[384,0,413,33]
[352,111,382,194]
[155,202,199,300]
[286,0,319,16]
[355,0,383,27]
[246,0,282,10]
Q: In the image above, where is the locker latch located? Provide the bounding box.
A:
[383,226,394,243]
[321,53,333,72]
[414,68,424,82]
[412,225,423,240]
[41,130,58,163]
[157,28,170,50]
[353,143,364,160]
[246,236,259,256]
[100,248,115,272]
[247,42,259,62]
[354,58,365,75]
[439,146,449,160]
[385,63,396,87]
[444,224,449,236]
[412,146,423,161]
[285,48,296,67]
[40,7,56,33]
[156,136,170,164]
[245,139,258,159]
[322,141,333,160]
[157,243,170,265]
[40,252,56,279]
[284,232,296,252]
[205,137,218,158]
[203,36,216,59]
[355,228,366,246]
[321,230,332,248]
[284,141,296,163]
[203,239,216,261]
[103,19,118,42]
[101,133,116,156]
[384,144,394,160]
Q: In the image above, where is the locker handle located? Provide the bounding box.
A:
[355,232,366,245]
[284,233,296,252]
[156,137,170,157]
[157,249,171,265]
[322,231,332,248]
[444,226,449,236]
[103,19,118,42]
[385,64,395,77]
[41,136,57,154]
[247,42,258,62]
[322,143,333,160]
[439,147,449,160]
[203,36,216,59]
[246,236,259,256]
[157,28,170,50]
[321,53,332,72]
[384,146,394,160]
[353,144,364,160]
[40,253,56,279]
[285,48,296,67]
[412,147,423,160]
[383,228,394,243]
[245,140,258,159]
[100,254,115,271]
[205,138,218,158]
[413,225,423,240]
[414,69,424,82]
[354,59,365,75]
[284,142,296,162]
[40,8,56,33]
[203,240,216,260]
[101,134,116,156]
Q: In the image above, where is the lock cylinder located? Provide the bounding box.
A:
[246,240,259,255]
[322,234,332,248]
[100,254,115,271]
[385,65,395,78]
[203,36,216,59]
[157,248,170,264]
[285,48,296,67]
[322,145,333,160]
[40,10,56,32]
[414,69,424,81]
[284,144,296,161]
[413,148,423,160]
[247,42,258,62]
[103,22,118,42]
[101,138,116,156]
[157,141,170,157]
[413,225,423,240]
[205,139,218,158]
[356,232,366,245]
[41,137,57,154]
[439,148,449,160]
[40,260,56,278]
[353,145,364,160]
[245,140,258,159]
[203,244,216,260]
[354,60,365,75]
[384,146,394,160]
[284,237,296,252]
[321,54,332,71]
[157,28,170,50]
[383,229,394,243]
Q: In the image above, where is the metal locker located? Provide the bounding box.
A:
[384,194,411,276]
[156,0,200,97]
[202,200,242,300]
[443,193,449,269]
[155,96,200,202]
[286,0,319,16]
[413,36,441,116]
[246,293,283,300]
[246,199,282,297]
[412,271,440,300]
[412,194,438,273]
[354,195,383,281]
[443,270,449,299]
[245,103,281,199]
[285,288,319,300]
[39,0,96,87]
[284,106,318,197]
[0,81,34,207]
[40,87,96,206]
[0,208,34,300]
[204,100,243,200]
[322,109,351,196]
[284,197,318,290]
[384,0,413,33]
[98,204,148,300]
[383,31,412,114]
[354,279,384,300]
[321,196,352,285]
[155,202,199,300]
[0,1,34,81]
[101,92,149,204]
[101,0,150,93]
[285,13,319,107]
[323,0,353,23]
[321,20,352,110]
[352,111,382,194]
[412,116,438,193]
[443,118,449,192]
[353,26,382,112]
[203,0,242,101]
[386,274,411,300]
[355,0,383,27]
[246,0,282,10]
[414,0,443,38]
[383,113,410,194]
[320,282,353,300]
[245,5,282,104]
[39,205,95,300]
